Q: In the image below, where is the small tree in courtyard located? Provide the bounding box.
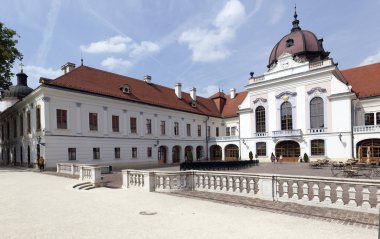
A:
[249,151,253,161]
[303,153,309,163]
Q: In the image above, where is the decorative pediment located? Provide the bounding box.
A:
[307,87,327,95]
[253,97,267,104]
[275,91,297,99]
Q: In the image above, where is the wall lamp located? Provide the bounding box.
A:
[154,139,160,147]
[338,133,342,142]
[37,136,45,146]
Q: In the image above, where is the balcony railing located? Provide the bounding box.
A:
[308,128,327,134]
[353,125,380,133]
[209,136,239,141]
[272,129,302,137]
[255,132,268,137]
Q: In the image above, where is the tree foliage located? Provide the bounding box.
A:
[0,22,23,90]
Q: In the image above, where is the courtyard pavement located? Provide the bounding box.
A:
[0,167,378,239]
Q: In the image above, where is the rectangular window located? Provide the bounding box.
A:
[112,115,119,132]
[231,127,236,136]
[364,113,374,126]
[132,147,137,158]
[377,112,380,125]
[186,123,191,136]
[207,126,210,137]
[36,107,41,131]
[93,148,100,160]
[216,127,219,137]
[197,125,201,137]
[174,122,179,136]
[27,111,31,133]
[311,140,325,156]
[19,115,23,136]
[160,120,166,135]
[89,113,98,131]
[146,119,152,134]
[147,147,152,158]
[68,148,76,161]
[226,127,230,136]
[130,117,137,133]
[114,147,120,159]
[13,118,17,137]
[56,109,67,129]
[256,142,266,156]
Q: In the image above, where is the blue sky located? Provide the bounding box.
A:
[2,0,380,96]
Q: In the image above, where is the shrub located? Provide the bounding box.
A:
[303,153,309,163]
[249,151,253,161]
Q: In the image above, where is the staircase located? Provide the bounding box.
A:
[73,182,96,190]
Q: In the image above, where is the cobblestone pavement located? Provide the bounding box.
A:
[166,190,379,230]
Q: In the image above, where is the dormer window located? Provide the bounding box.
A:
[286,39,294,47]
[120,84,131,94]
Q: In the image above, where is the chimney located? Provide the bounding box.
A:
[190,87,196,102]
[144,75,152,84]
[230,88,236,99]
[175,83,182,99]
[61,62,76,74]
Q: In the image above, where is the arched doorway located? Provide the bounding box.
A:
[275,140,300,162]
[158,146,167,164]
[210,145,222,161]
[225,144,239,161]
[356,139,380,163]
[196,146,204,161]
[172,145,181,163]
[184,146,193,162]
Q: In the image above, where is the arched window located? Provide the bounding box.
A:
[310,97,324,128]
[311,139,325,156]
[281,102,292,130]
[255,106,266,132]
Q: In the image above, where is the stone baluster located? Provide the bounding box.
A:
[204,176,209,189]
[210,176,215,190]
[376,187,380,210]
[302,182,309,202]
[323,184,332,205]
[283,180,290,200]
[335,185,344,206]
[216,176,221,190]
[235,177,240,192]
[222,177,227,191]
[165,176,170,189]
[361,186,371,210]
[291,182,299,201]
[241,177,247,194]
[347,185,357,207]
[253,178,259,195]
[228,177,233,192]
[312,182,320,203]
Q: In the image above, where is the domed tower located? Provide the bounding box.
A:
[268,7,330,69]
[0,66,33,112]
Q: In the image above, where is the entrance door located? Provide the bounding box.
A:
[275,141,300,162]
[357,139,380,163]
[172,146,180,163]
[158,146,167,164]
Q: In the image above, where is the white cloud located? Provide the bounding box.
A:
[179,0,247,62]
[198,84,220,97]
[101,57,133,69]
[359,50,380,66]
[80,36,132,54]
[270,0,285,24]
[21,65,61,89]
[80,35,160,57]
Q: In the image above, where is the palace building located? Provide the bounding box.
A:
[1,12,380,167]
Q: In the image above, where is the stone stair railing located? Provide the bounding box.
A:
[122,170,380,214]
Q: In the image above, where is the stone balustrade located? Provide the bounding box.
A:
[122,170,380,213]
[353,125,380,133]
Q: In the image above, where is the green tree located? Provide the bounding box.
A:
[249,151,253,161]
[0,22,23,90]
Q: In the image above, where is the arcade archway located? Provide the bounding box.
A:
[275,140,300,162]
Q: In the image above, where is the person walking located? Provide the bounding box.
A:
[279,154,283,164]
[38,157,45,172]
[271,152,275,163]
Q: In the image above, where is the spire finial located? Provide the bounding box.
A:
[291,4,301,32]
[81,52,84,66]
[19,62,24,73]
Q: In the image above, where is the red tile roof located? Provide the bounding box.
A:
[222,92,248,118]
[341,62,380,99]
[43,65,246,118]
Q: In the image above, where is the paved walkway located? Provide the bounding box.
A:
[0,167,378,239]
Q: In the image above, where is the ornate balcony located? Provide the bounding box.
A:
[255,132,268,137]
[353,125,380,133]
[308,128,327,134]
[208,136,239,141]
[272,129,302,138]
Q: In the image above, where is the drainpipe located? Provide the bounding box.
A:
[351,100,355,159]
[238,116,242,160]
[205,116,209,159]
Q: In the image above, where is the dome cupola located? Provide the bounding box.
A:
[2,65,33,100]
[268,7,330,68]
